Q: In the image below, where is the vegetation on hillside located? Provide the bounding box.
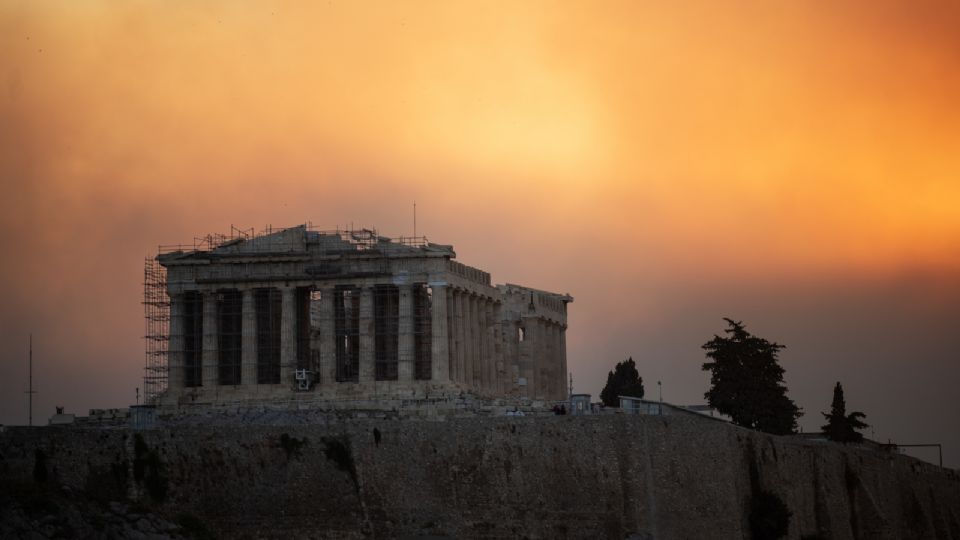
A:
[600,357,645,407]
[702,319,801,435]
[821,382,868,443]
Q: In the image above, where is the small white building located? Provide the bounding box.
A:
[569,393,592,415]
[48,407,76,425]
[618,395,726,421]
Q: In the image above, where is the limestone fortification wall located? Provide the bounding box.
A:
[2,415,958,539]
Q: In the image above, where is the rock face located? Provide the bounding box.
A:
[1,415,958,539]
[0,496,187,540]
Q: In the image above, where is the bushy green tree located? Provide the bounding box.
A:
[702,319,801,435]
[600,357,644,407]
[821,382,868,443]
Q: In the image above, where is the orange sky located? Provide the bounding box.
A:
[2,1,959,465]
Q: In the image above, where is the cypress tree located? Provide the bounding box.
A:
[600,357,645,407]
[821,381,868,443]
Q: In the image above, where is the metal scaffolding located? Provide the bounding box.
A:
[143,223,431,401]
[156,224,427,256]
[143,258,169,403]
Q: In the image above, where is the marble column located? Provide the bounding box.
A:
[550,323,567,399]
[455,290,466,385]
[476,296,486,391]
[486,300,496,394]
[201,291,218,388]
[358,286,375,383]
[318,287,336,387]
[535,319,547,399]
[476,297,484,390]
[446,289,456,383]
[554,323,563,399]
[544,321,555,399]
[466,293,477,390]
[460,290,468,386]
[280,287,296,387]
[541,320,552,399]
[447,290,456,383]
[474,295,483,389]
[523,319,537,399]
[241,289,257,386]
[167,293,184,391]
[543,320,553,399]
[479,298,490,392]
[430,282,449,382]
[398,284,414,382]
[560,325,568,399]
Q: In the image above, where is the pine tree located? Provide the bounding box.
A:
[702,319,801,435]
[600,357,645,407]
[821,382,868,443]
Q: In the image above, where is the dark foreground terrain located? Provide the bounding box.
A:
[1,414,958,539]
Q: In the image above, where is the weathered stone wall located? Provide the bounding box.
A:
[1,416,958,539]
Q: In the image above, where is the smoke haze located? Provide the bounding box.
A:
[2,1,958,466]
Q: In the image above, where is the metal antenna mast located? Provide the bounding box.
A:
[413,201,417,238]
[26,334,37,426]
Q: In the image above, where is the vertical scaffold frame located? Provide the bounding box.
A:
[143,257,169,403]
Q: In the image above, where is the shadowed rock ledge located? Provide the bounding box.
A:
[1,415,958,539]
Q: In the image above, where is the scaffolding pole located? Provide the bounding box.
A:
[143,258,169,403]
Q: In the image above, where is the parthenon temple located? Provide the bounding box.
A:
[151,226,572,406]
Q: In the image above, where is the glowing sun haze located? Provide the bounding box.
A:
[2,1,959,465]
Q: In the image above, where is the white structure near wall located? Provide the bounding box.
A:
[618,396,727,421]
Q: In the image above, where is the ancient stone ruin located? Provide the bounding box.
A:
[146,225,572,408]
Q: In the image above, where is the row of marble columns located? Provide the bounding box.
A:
[520,317,569,401]
[167,288,296,390]
[446,287,503,396]
[168,283,450,390]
